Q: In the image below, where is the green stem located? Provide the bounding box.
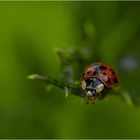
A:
[28,74,84,97]
[27,74,134,107]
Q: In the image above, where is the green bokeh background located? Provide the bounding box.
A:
[0,1,140,138]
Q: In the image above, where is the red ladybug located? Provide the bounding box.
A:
[81,62,119,103]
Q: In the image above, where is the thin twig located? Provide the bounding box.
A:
[28,74,84,97]
[28,74,134,107]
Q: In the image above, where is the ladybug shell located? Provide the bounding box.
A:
[82,63,119,88]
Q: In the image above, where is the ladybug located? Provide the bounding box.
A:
[81,62,119,103]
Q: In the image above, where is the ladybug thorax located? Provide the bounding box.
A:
[81,77,104,97]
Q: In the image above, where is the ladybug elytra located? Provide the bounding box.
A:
[81,62,119,103]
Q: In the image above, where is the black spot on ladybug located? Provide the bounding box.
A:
[99,66,107,70]
[87,70,91,74]
[114,77,118,84]
[110,69,115,75]
[85,78,92,84]
[94,70,98,76]
[102,72,106,75]
[108,78,111,83]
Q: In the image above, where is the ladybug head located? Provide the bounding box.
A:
[81,77,104,101]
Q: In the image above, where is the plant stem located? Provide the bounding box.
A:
[28,74,84,97]
[27,74,134,107]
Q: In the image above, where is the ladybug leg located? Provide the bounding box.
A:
[85,96,90,104]
[101,93,107,99]
[86,98,95,105]
[96,92,102,100]
[97,92,107,100]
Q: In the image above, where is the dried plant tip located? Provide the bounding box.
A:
[64,87,69,98]
[27,74,41,80]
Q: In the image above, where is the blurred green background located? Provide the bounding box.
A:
[0,1,140,138]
